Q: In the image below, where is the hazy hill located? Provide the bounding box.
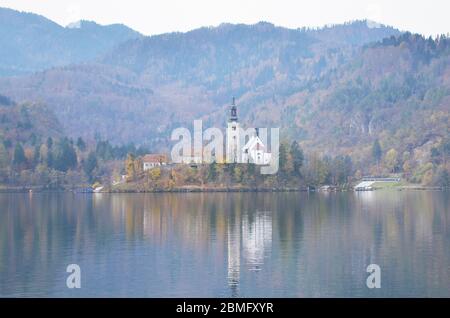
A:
[102,21,400,95]
[0,94,62,145]
[0,20,402,148]
[0,7,142,76]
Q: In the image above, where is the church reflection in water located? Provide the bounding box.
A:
[227,210,273,293]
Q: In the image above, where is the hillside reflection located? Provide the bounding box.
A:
[0,191,449,297]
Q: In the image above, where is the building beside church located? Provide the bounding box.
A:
[142,154,168,171]
[241,133,271,165]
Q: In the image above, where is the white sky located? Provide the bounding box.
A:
[0,0,449,37]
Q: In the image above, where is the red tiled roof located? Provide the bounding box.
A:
[142,154,168,163]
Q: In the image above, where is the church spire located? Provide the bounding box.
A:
[230,97,238,122]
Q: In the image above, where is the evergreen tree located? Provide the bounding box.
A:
[434,168,450,187]
[372,139,382,164]
[83,152,97,182]
[290,141,304,176]
[13,143,26,168]
[207,161,218,182]
[46,137,53,150]
[54,138,77,172]
[47,150,54,169]
[33,144,40,166]
[76,137,86,151]
[247,163,256,176]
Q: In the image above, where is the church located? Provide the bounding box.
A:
[226,98,272,165]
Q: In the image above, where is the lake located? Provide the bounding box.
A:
[0,191,449,297]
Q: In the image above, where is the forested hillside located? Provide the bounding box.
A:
[0,15,448,187]
[0,20,401,146]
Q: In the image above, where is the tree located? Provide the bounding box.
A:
[0,142,9,170]
[46,137,53,150]
[207,161,218,182]
[149,167,161,181]
[134,156,143,176]
[384,148,399,173]
[279,142,288,173]
[125,153,136,181]
[168,169,177,188]
[332,155,353,184]
[422,169,434,185]
[433,168,450,187]
[290,141,304,176]
[96,140,114,160]
[33,144,40,166]
[233,165,243,183]
[13,143,26,168]
[279,142,293,175]
[53,138,77,172]
[372,139,382,164]
[439,138,450,165]
[76,137,86,151]
[47,149,54,168]
[247,163,256,176]
[303,152,329,186]
[83,152,97,182]
[430,147,441,164]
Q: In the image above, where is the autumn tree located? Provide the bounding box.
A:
[279,142,293,175]
[149,167,161,181]
[331,155,353,184]
[134,156,143,177]
[168,169,177,188]
[384,148,399,173]
[125,153,136,181]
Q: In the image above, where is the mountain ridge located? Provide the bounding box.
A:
[0,19,404,149]
[0,7,142,76]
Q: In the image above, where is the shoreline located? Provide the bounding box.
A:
[0,185,447,193]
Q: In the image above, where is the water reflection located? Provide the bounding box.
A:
[0,191,449,297]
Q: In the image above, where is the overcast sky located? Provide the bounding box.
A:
[0,0,449,36]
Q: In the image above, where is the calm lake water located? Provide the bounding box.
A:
[0,191,449,297]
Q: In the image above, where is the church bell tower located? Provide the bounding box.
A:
[226,97,240,163]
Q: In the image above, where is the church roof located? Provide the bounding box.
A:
[243,136,266,151]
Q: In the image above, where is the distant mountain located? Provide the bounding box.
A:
[0,20,402,149]
[0,7,142,76]
[101,21,400,95]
